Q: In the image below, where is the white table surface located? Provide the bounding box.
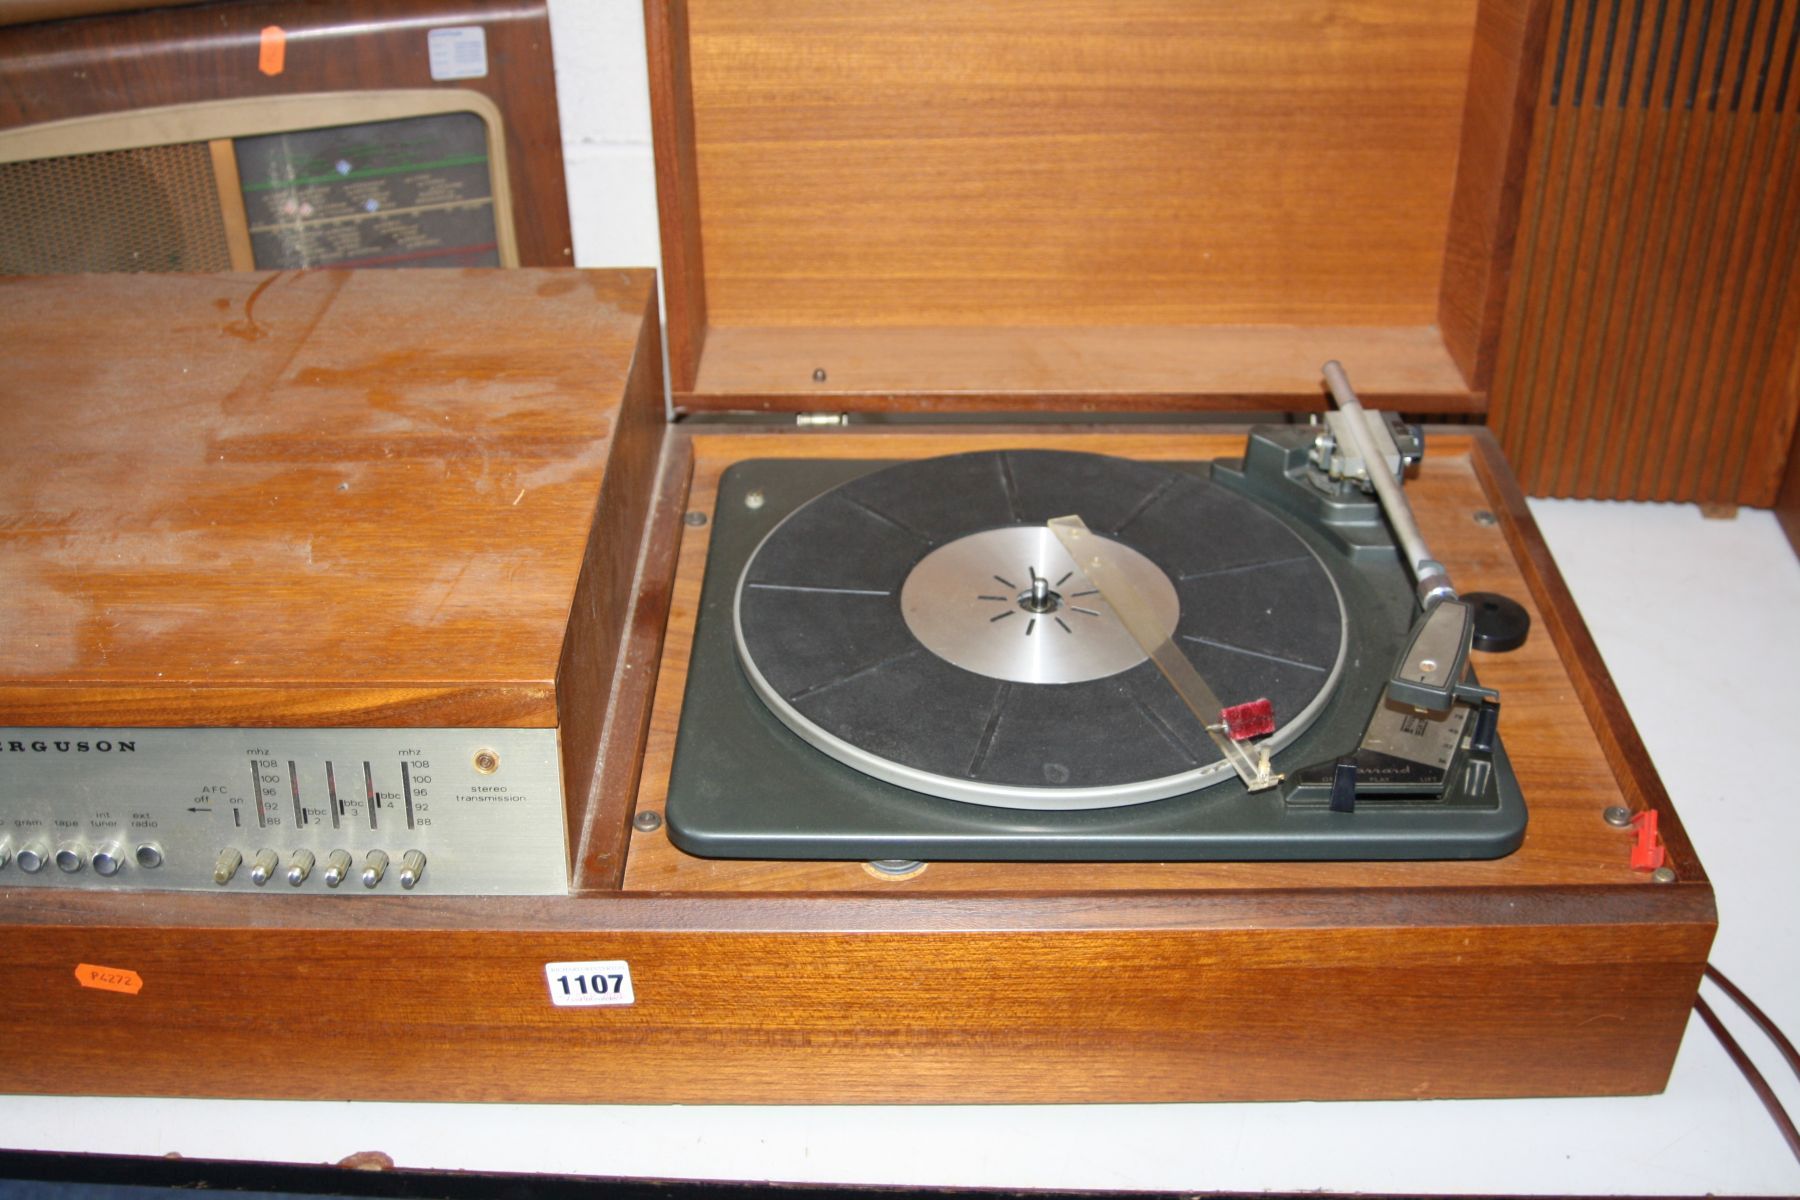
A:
[3,497,1797,1196]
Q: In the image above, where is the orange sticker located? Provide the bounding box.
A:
[258,25,287,76]
[75,963,143,995]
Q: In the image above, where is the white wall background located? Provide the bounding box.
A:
[546,0,663,273]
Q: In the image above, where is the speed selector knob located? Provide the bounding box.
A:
[91,842,128,877]
[360,849,389,889]
[248,848,280,886]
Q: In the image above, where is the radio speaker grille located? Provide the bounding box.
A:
[1489,0,1800,505]
[0,142,233,274]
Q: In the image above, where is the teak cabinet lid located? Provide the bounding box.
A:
[0,269,656,727]
[646,0,1549,415]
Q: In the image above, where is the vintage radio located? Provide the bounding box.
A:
[0,0,1714,1104]
[0,0,571,273]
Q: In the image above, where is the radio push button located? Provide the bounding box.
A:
[248,848,280,886]
[321,849,353,888]
[360,849,389,889]
[0,837,11,869]
[285,849,315,887]
[16,841,50,873]
[55,843,86,873]
[134,843,163,869]
[397,850,427,890]
[91,842,128,877]
[213,847,243,885]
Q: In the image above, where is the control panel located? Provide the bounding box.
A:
[0,728,568,895]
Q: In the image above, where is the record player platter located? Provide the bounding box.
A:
[733,451,1347,810]
[667,431,1527,863]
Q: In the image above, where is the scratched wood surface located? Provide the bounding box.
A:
[622,428,1697,893]
[0,269,657,728]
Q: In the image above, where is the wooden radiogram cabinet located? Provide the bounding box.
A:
[0,0,1718,1105]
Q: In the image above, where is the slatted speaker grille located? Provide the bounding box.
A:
[1490,0,1800,504]
[0,142,233,275]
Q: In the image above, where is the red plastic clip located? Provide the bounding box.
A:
[1629,810,1666,871]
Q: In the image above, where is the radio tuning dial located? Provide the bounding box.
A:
[360,849,389,888]
[286,849,316,886]
[322,849,353,888]
[91,842,127,877]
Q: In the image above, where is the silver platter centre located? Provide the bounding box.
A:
[899,526,1177,686]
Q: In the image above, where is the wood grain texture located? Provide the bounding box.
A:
[623,428,1698,894]
[686,0,1475,328]
[645,0,710,393]
[1489,0,1800,504]
[684,325,1478,412]
[0,0,573,268]
[0,269,657,728]
[0,907,1711,1103]
[554,289,667,873]
[1440,0,1553,390]
[646,0,1549,410]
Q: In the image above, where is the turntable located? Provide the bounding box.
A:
[668,433,1526,862]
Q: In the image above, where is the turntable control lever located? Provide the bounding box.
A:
[1048,515,1282,792]
[1322,361,1455,610]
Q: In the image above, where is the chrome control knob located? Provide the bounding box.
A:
[16,841,50,873]
[286,849,316,887]
[0,837,11,870]
[91,842,127,877]
[135,843,164,869]
[55,843,87,873]
[397,850,427,890]
[248,848,280,886]
[360,849,389,889]
[322,849,353,888]
[213,847,243,885]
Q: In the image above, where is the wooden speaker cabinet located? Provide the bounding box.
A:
[0,0,1718,1105]
[1487,0,1800,511]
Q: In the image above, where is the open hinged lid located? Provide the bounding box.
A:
[645,0,1547,416]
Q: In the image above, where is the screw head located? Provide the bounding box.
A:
[684,511,708,527]
[633,810,663,833]
[812,367,828,382]
[744,489,765,510]
[473,749,500,774]
[1651,866,1677,884]
[1473,510,1497,526]
[1603,805,1632,828]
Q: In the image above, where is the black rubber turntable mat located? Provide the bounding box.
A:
[734,450,1345,800]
